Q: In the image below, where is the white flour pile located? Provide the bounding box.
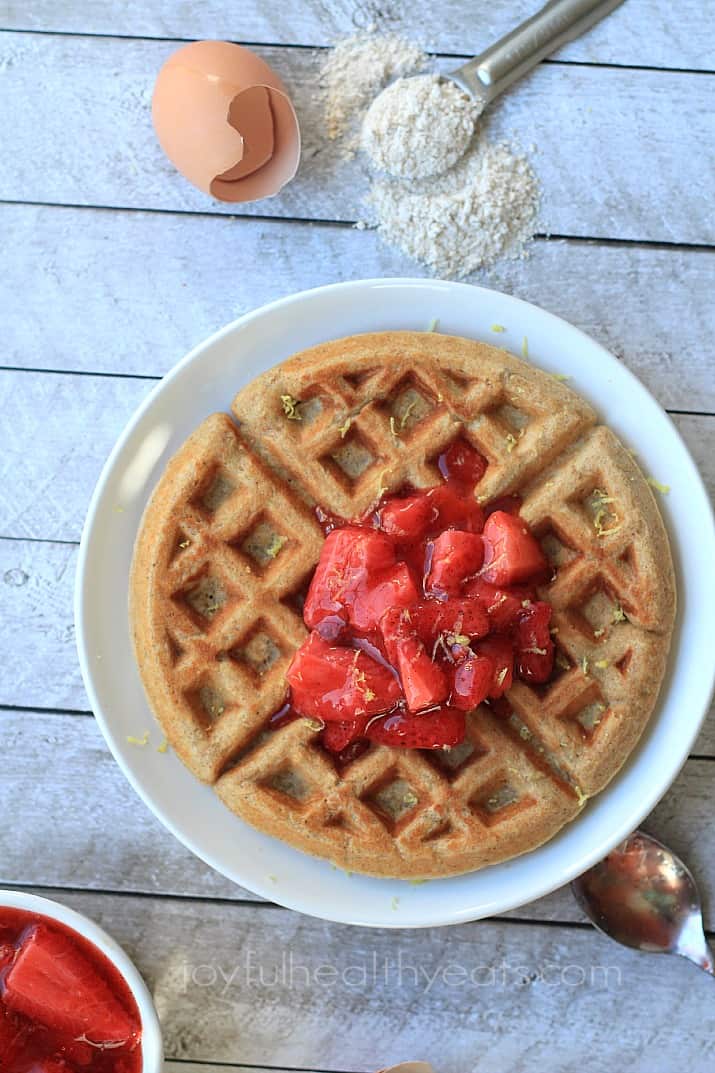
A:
[321,33,540,278]
[362,73,481,180]
[321,33,426,145]
[368,141,539,277]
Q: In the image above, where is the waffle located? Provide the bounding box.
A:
[130,331,676,879]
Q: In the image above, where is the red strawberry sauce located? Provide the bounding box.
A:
[278,437,555,755]
[0,908,142,1073]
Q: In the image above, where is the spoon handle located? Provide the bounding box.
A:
[450,0,625,105]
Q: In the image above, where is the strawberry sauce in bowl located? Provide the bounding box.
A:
[0,892,162,1073]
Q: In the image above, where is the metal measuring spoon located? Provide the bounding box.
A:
[363,0,626,181]
[572,830,715,977]
[449,0,625,111]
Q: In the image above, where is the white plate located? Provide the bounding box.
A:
[75,278,715,928]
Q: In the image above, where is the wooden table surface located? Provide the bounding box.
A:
[1,2,714,1071]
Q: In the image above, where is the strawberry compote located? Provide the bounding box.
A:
[0,908,141,1073]
[284,438,554,754]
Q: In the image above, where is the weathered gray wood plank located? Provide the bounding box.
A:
[1,33,713,243]
[3,202,714,412]
[3,1,713,71]
[0,369,710,546]
[2,710,714,924]
[15,887,715,1072]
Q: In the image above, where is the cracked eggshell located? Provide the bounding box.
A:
[151,40,301,203]
[379,1065,434,1073]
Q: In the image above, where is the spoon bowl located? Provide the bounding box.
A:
[572,830,715,977]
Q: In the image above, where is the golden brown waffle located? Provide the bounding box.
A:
[130,331,676,878]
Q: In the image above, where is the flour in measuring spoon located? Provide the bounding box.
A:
[361,73,482,180]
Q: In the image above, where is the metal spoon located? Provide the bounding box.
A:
[363,0,625,181]
[572,830,715,977]
[449,0,626,109]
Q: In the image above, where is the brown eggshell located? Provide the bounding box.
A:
[378,1064,434,1073]
[151,40,300,203]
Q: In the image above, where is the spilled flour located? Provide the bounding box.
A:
[321,33,426,147]
[368,141,539,278]
[321,33,540,278]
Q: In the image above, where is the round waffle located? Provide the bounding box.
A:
[130,331,675,879]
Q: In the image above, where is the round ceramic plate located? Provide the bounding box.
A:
[75,278,715,928]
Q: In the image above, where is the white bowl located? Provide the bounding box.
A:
[75,278,715,928]
[0,889,163,1071]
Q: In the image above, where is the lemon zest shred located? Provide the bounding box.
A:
[521,336,529,358]
[400,400,418,428]
[337,416,352,438]
[427,317,439,332]
[127,730,150,747]
[490,324,506,333]
[551,372,571,382]
[594,659,610,669]
[647,476,670,495]
[505,432,518,453]
[612,604,627,623]
[389,415,399,438]
[581,656,590,676]
[391,896,400,910]
[377,469,390,497]
[157,737,169,754]
[264,533,286,559]
[280,394,302,420]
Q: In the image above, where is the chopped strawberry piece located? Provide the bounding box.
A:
[378,492,434,541]
[411,597,489,646]
[464,577,537,631]
[367,707,466,749]
[395,636,449,712]
[349,562,419,631]
[481,510,548,586]
[287,632,401,721]
[515,601,555,683]
[379,609,449,712]
[474,635,514,698]
[425,530,484,594]
[451,655,494,711]
[2,925,136,1044]
[322,714,370,753]
[303,527,395,628]
[437,438,488,489]
[427,485,485,534]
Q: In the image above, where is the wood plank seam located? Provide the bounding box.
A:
[2,198,715,253]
